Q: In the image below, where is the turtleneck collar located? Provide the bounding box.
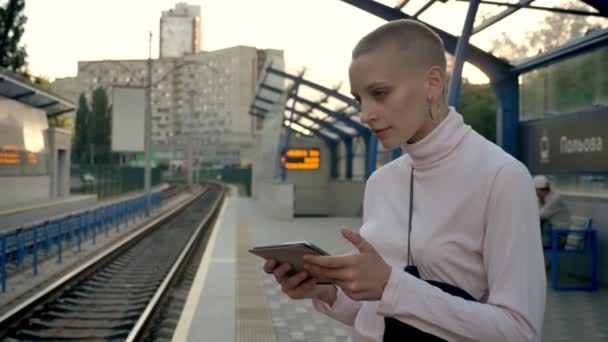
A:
[402,107,470,169]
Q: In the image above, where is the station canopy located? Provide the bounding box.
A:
[249,0,607,143]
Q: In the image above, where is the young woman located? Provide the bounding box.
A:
[264,19,546,342]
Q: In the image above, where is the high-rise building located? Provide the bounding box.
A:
[52,46,285,164]
[160,3,202,58]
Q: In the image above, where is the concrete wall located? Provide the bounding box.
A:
[328,181,365,217]
[0,176,50,207]
[46,128,72,198]
[256,181,294,221]
[554,192,608,285]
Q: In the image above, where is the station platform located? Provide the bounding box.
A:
[174,190,608,342]
[0,184,170,232]
[0,195,98,231]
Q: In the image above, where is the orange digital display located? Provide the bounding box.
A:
[0,152,20,165]
[281,148,320,170]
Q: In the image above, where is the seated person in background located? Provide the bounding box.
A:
[534,175,570,248]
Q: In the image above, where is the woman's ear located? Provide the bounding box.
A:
[426,66,446,100]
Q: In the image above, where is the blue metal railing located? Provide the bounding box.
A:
[0,191,163,292]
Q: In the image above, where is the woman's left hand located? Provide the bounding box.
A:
[303,229,391,301]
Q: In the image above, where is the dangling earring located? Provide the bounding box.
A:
[427,98,436,122]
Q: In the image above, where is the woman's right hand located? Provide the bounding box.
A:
[263,259,337,305]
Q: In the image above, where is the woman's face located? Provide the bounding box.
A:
[349,43,429,149]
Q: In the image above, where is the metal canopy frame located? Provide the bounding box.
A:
[249,65,379,179]
[339,0,607,176]
[0,69,76,118]
[248,0,606,179]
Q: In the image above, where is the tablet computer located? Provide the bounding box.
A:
[249,241,332,284]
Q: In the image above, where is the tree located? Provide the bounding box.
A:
[490,2,602,60]
[73,93,90,164]
[89,87,113,164]
[459,79,497,142]
[0,0,27,72]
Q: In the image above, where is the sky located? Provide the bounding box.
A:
[20,0,572,89]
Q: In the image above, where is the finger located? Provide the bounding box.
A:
[287,277,317,299]
[303,255,357,269]
[305,264,356,282]
[341,229,374,253]
[263,259,277,274]
[284,271,311,290]
[273,263,292,282]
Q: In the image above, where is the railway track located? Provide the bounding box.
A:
[0,183,225,341]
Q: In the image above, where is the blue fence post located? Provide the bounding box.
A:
[1,235,6,293]
[114,204,119,231]
[86,211,91,239]
[68,216,74,248]
[16,229,24,270]
[77,214,82,253]
[92,211,97,245]
[44,223,51,255]
[104,207,109,238]
[57,221,63,264]
[33,226,39,276]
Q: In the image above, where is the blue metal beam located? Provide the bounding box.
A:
[290,94,369,137]
[256,95,275,106]
[282,80,302,182]
[267,67,360,109]
[448,0,480,108]
[253,105,270,114]
[391,148,402,160]
[290,107,355,179]
[339,0,512,80]
[47,108,74,118]
[493,75,520,160]
[413,0,439,18]
[11,91,35,100]
[38,101,59,109]
[458,0,608,18]
[291,108,352,139]
[511,28,608,75]
[345,138,354,179]
[260,83,283,94]
[366,135,379,179]
[290,125,340,179]
[472,0,533,35]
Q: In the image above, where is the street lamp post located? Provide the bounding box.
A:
[144,31,153,215]
[78,34,221,212]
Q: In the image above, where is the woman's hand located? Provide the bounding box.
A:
[263,259,337,305]
[303,229,391,301]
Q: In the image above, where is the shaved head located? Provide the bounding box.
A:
[352,19,446,73]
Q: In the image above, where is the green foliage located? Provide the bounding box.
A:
[73,93,90,164]
[0,0,27,72]
[459,80,497,142]
[90,87,113,164]
[490,1,602,60]
[72,88,115,165]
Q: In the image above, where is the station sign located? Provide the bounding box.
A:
[280,148,320,170]
[523,110,608,173]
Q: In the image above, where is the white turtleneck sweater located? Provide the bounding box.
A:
[313,108,546,341]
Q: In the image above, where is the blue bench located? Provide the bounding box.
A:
[544,216,597,291]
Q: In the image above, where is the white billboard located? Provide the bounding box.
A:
[112,87,145,152]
